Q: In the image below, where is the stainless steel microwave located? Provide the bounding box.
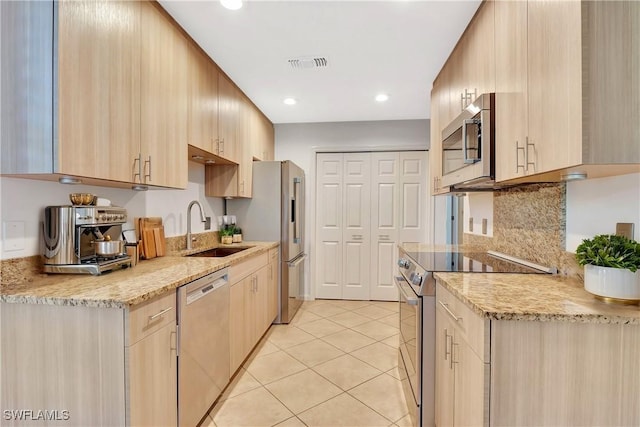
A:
[440,93,495,189]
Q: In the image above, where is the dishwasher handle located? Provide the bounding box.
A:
[186,277,227,305]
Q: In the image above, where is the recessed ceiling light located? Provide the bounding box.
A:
[283,98,297,105]
[220,0,243,10]
[375,93,389,102]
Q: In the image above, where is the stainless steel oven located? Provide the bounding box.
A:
[396,248,436,427]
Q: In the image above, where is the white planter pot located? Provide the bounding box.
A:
[584,264,640,303]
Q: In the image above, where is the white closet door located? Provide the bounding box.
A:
[315,153,344,299]
[399,151,429,246]
[370,152,400,301]
[342,153,371,300]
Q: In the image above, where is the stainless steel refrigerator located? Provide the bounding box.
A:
[228,160,305,323]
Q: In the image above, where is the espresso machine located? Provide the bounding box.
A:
[43,206,131,275]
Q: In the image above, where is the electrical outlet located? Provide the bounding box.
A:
[205,217,212,231]
[482,218,488,235]
[469,217,474,232]
[616,223,634,240]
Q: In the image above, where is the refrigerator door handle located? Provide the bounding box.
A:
[293,178,301,243]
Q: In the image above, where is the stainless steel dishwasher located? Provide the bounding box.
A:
[177,268,230,427]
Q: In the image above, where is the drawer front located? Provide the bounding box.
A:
[129,291,176,345]
[230,252,268,283]
[436,282,489,362]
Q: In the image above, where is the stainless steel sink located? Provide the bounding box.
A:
[187,247,252,257]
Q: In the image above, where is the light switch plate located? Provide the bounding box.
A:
[469,217,474,232]
[3,221,26,251]
[616,223,634,240]
[482,219,488,235]
[204,217,212,231]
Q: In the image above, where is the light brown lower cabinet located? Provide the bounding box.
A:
[435,282,640,427]
[229,250,279,373]
[0,291,177,427]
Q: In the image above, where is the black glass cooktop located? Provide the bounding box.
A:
[405,251,544,274]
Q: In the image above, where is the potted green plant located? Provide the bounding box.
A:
[575,234,640,303]
[220,226,235,245]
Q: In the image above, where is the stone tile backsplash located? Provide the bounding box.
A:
[464,183,581,278]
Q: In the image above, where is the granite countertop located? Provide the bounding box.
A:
[0,241,278,309]
[435,272,640,325]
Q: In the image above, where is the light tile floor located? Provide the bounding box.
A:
[204,299,410,427]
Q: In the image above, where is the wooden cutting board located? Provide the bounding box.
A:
[136,217,165,259]
[143,229,157,259]
[154,226,166,257]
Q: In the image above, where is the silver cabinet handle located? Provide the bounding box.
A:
[133,154,142,182]
[443,328,451,361]
[144,156,151,182]
[525,137,536,172]
[219,138,225,155]
[516,140,525,173]
[149,306,172,321]
[215,139,220,155]
[451,342,459,369]
[438,301,462,323]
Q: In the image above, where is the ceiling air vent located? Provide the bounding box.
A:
[288,56,328,70]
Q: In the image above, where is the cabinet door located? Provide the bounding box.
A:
[462,1,495,99]
[435,306,455,427]
[218,74,239,163]
[527,0,582,174]
[237,96,253,197]
[129,322,177,427]
[254,267,271,337]
[140,1,188,189]
[188,44,219,154]
[58,0,140,183]
[453,336,486,427]
[229,280,246,373]
[494,0,528,182]
[429,82,444,195]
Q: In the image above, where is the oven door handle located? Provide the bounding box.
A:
[394,276,419,306]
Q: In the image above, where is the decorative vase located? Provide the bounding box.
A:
[232,233,242,243]
[584,264,640,304]
[221,235,233,244]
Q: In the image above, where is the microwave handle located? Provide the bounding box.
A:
[462,118,479,164]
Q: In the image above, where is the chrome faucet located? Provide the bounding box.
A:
[186,200,207,250]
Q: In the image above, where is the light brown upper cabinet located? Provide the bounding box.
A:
[252,109,275,162]
[217,74,241,163]
[495,0,640,183]
[1,0,142,185]
[429,78,449,195]
[1,0,188,189]
[57,0,141,183]
[187,44,220,155]
[140,1,188,189]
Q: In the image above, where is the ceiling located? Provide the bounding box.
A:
[158,0,481,124]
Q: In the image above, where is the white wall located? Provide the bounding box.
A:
[0,162,223,259]
[275,119,430,298]
[464,192,494,237]
[566,173,640,251]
